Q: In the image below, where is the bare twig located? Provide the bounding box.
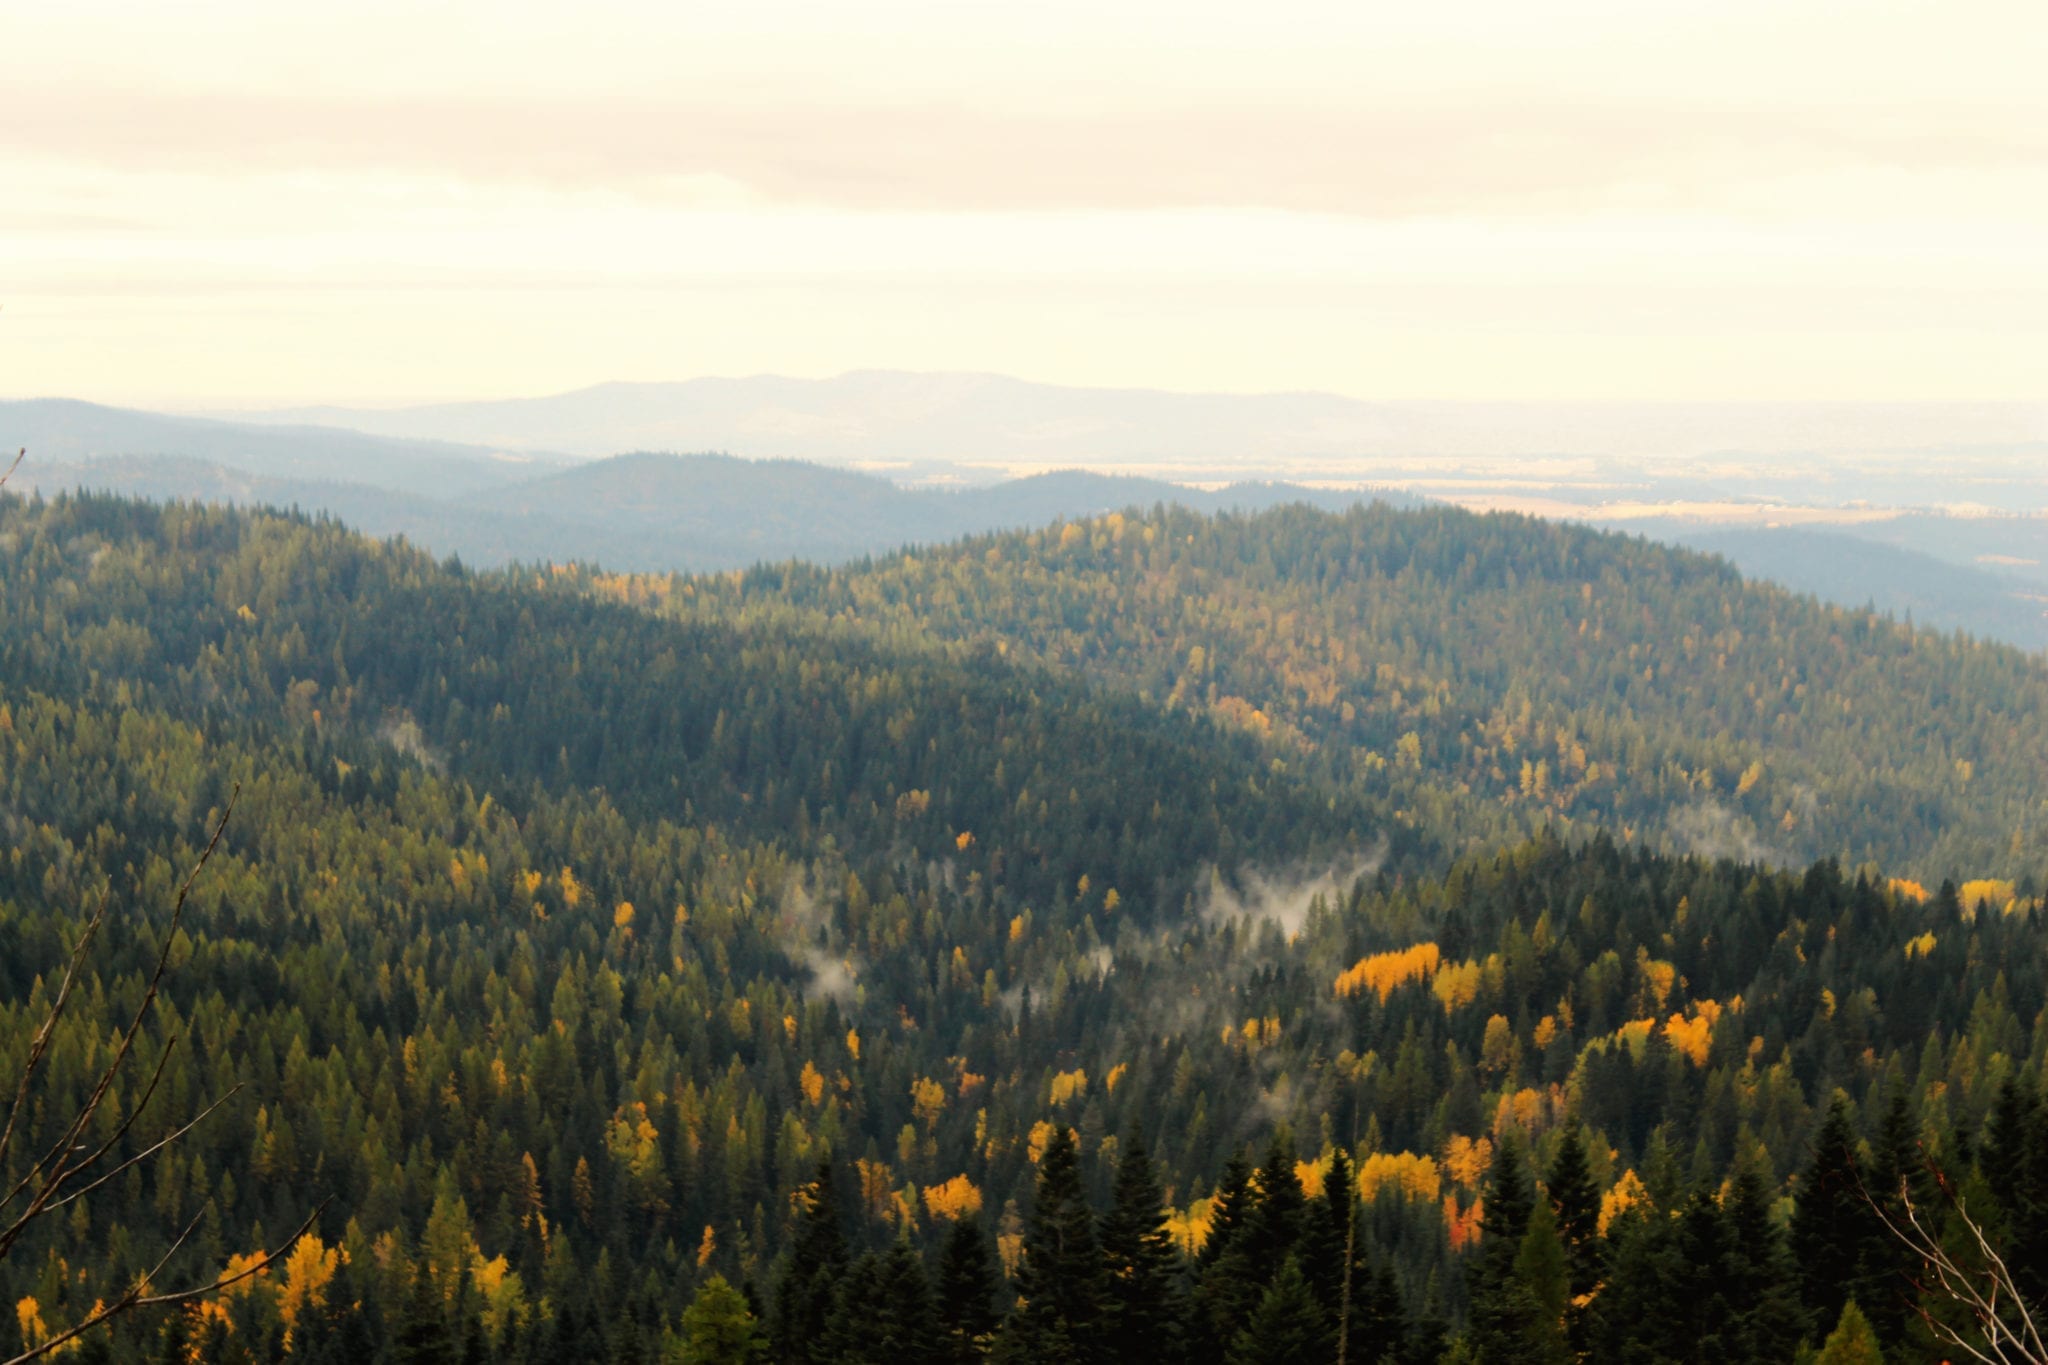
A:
[1865,1165,2046,1365]
[0,783,297,1358]
[2,1200,328,1365]
[44,1085,244,1213]
[0,448,21,491]
[0,786,239,1260]
[0,896,108,1182]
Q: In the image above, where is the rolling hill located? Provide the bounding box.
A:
[603,499,2048,881]
[2,487,2046,1361]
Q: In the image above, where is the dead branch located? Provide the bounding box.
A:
[0,786,240,1260]
[2,1200,328,1365]
[0,784,317,1356]
[1865,1165,2046,1365]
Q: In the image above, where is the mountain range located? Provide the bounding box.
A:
[5,382,2045,650]
[231,371,2048,481]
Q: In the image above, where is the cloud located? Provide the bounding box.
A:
[376,710,444,772]
[1199,845,1386,942]
[1665,799,1780,867]
[778,880,863,1007]
[11,88,2045,219]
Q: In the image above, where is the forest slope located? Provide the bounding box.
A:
[614,501,2048,883]
[2,492,2046,1363]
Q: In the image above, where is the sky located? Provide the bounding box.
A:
[3,0,2045,407]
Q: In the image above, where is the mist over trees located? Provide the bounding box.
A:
[1,489,2044,1360]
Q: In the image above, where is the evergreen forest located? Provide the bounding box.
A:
[2,490,2046,1362]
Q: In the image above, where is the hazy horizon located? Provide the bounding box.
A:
[7,0,2045,409]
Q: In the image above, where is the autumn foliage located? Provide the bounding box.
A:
[1334,941,1442,1001]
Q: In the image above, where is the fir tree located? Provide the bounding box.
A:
[1224,1258,1329,1365]
[1241,1131,1307,1273]
[771,1159,850,1365]
[1402,1274,1450,1365]
[1721,1162,1813,1362]
[1814,1299,1885,1365]
[1465,1133,1545,1365]
[1099,1132,1184,1364]
[1667,1185,1739,1362]
[1510,1199,1571,1365]
[828,1242,940,1365]
[393,1267,458,1365]
[1545,1119,1600,1354]
[1197,1153,1256,1273]
[1791,1095,1884,1336]
[879,1239,944,1365]
[824,1251,885,1363]
[545,1301,596,1363]
[1482,1132,1535,1248]
[1863,1084,1934,1345]
[936,1217,1002,1363]
[1587,1198,1675,1362]
[1299,1145,1355,1353]
[1189,1150,1262,1365]
[158,1309,193,1365]
[1004,1126,1107,1364]
[1981,1073,2048,1313]
[679,1275,766,1365]
[1358,1256,1410,1365]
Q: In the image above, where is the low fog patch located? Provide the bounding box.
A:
[1198,842,1387,942]
[1666,799,1780,866]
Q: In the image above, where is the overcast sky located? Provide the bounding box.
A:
[4,0,2044,406]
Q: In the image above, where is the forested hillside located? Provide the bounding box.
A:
[1,491,2045,1362]
[610,501,2048,882]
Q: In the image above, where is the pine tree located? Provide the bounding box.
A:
[1483,1132,1535,1248]
[771,1159,850,1365]
[1510,1199,1571,1365]
[1004,1126,1107,1364]
[679,1275,766,1365]
[1863,1085,1933,1346]
[1299,1145,1354,1352]
[1465,1133,1545,1365]
[1814,1299,1885,1365]
[1224,1258,1329,1365]
[1197,1153,1255,1272]
[936,1217,1002,1363]
[1791,1095,1884,1335]
[1099,1133,1184,1364]
[1189,1151,1261,1365]
[1721,1162,1812,1362]
[1588,1197,1681,1363]
[1241,1131,1306,1272]
[1545,1120,1600,1354]
[393,1266,458,1365]
[1981,1073,2048,1315]
[828,1242,941,1365]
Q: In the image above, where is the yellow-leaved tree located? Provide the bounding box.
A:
[0,453,318,1364]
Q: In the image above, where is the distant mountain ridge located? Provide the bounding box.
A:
[236,370,2048,474]
[6,391,2045,650]
[1638,523,2048,653]
[0,397,1415,573]
[0,396,561,498]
